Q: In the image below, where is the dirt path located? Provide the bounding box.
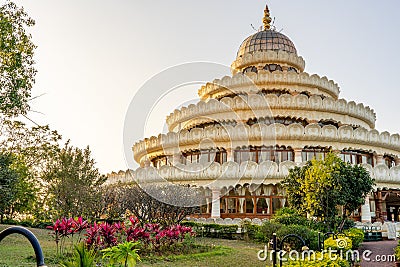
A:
[358,240,397,267]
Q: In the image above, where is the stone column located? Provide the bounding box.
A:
[375,191,383,222]
[376,154,384,165]
[293,148,303,164]
[211,188,221,218]
[361,196,372,223]
[226,148,234,162]
[172,153,181,166]
[143,159,151,168]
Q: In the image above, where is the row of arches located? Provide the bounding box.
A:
[151,146,395,168]
[186,116,346,131]
[199,184,286,217]
[242,64,298,74]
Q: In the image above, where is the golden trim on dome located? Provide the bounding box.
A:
[263,3,272,30]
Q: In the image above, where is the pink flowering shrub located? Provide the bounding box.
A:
[47,216,195,254]
[46,217,89,254]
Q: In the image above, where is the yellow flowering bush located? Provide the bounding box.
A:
[324,237,352,252]
[283,252,351,267]
[343,228,364,249]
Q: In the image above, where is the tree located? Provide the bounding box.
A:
[0,1,36,116]
[281,153,374,230]
[43,142,106,219]
[4,154,37,219]
[102,182,201,226]
[0,153,19,223]
[0,117,62,220]
[0,153,36,223]
[0,117,62,174]
[337,163,374,228]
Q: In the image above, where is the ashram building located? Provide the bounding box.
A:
[111,4,400,223]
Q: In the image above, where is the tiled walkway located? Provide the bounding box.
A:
[358,240,397,267]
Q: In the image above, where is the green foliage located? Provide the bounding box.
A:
[240,221,260,240]
[395,242,400,261]
[0,116,62,221]
[0,153,19,223]
[7,155,37,216]
[252,221,281,243]
[271,208,308,226]
[270,208,336,233]
[285,252,350,267]
[282,153,374,230]
[343,228,364,249]
[102,241,141,267]
[0,1,36,116]
[43,141,106,219]
[60,242,96,267]
[0,153,37,222]
[181,221,238,239]
[338,164,375,219]
[276,225,319,251]
[274,207,298,217]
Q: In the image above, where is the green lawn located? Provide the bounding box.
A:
[0,225,268,267]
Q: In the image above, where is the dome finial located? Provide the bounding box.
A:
[263,3,272,30]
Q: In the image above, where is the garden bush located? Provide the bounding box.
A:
[271,208,309,227]
[394,241,400,262]
[47,217,195,257]
[251,221,282,243]
[270,208,355,233]
[285,252,350,267]
[181,221,238,239]
[324,236,352,252]
[276,225,319,251]
[343,228,364,249]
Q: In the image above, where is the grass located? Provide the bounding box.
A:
[0,225,269,267]
[0,225,60,267]
[138,238,268,267]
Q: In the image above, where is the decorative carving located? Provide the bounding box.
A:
[133,123,400,164]
[166,94,376,131]
[198,69,339,100]
[105,162,400,188]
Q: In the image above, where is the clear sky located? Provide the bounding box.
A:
[8,0,400,173]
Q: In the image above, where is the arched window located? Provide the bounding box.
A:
[259,89,291,96]
[384,155,396,168]
[234,146,294,164]
[247,116,308,127]
[220,184,285,216]
[151,156,171,168]
[182,148,227,165]
[288,67,298,73]
[339,150,374,166]
[302,147,331,161]
[264,64,283,72]
[318,119,340,128]
[243,66,258,74]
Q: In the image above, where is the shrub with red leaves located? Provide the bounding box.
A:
[49,216,194,254]
[47,217,89,254]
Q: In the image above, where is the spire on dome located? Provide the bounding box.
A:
[263,3,272,30]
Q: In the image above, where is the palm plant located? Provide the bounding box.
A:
[61,242,96,267]
[102,241,141,267]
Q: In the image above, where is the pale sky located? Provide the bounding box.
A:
[8,0,400,173]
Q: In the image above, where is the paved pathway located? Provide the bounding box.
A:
[358,240,397,267]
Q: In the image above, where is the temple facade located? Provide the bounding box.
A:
[123,4,400,222]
